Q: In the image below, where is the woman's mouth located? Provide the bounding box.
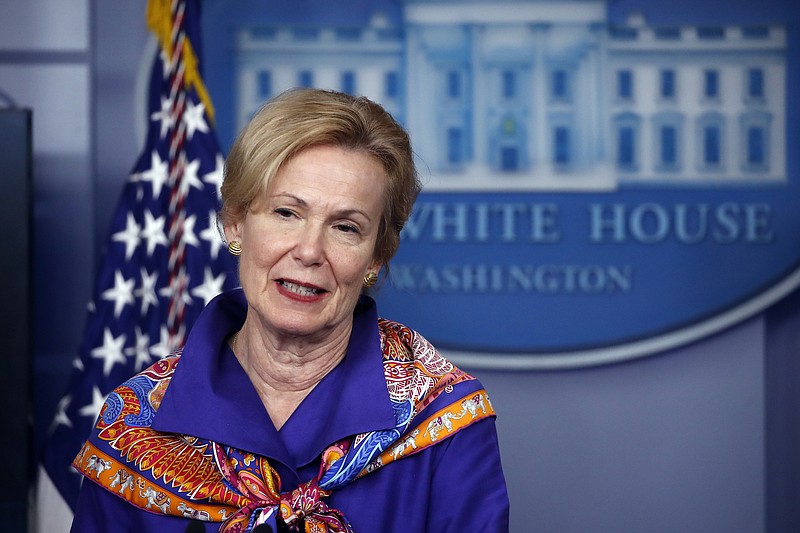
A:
[278,280,324,297]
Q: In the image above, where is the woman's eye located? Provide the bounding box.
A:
[274,208,295,219]
[335,223,359,234]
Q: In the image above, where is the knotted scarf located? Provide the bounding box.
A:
[74,319,495,532]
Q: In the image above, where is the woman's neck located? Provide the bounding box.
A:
[230,320,351,430]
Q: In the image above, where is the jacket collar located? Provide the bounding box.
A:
[151,289,396,471]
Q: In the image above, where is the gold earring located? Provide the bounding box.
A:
[363,271,378,288]
[228,240,242,256]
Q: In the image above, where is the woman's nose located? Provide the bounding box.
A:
[293,223,325,266]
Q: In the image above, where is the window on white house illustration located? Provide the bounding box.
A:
[258,71,272,98]
[447,70,461,99]
[298,70,314,88]
[341,71,356,95]
[552,69,568,101]
[704,70,719,99]
[385,71,399,99]
[554,127,570,166]
[697,113,725,171]
[614,113,640,171]
[618,126,635,168]
[447,127,463,164]
[660,69,676,99]
[703,125,721,166]
[502,70,516,99]
[660,126,677,166]
[654,111,684,171]
[747,127,765,166]
[617,70,633,100]
[501,146,518,171]
[740,111,771,172]
[747,68,764,100]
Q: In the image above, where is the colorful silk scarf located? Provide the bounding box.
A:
[73,319,495,532]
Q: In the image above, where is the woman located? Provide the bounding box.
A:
[71,88,509,532]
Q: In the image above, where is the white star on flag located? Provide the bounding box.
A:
[158,267,194,307]
[149,326,174,360]
[78,387,107,420]
[90,328,127,376]
[151,96,175,139]
[101,270,135,318]
[141,210,168,256]
[182,214,200,248]
[183,99,209,139]
[178,157,205,198]
[50,396,73,430]
[112,213,141,261]
[135,268,159,315]
[200,210,224,259]
[125,326,153,371]
[159,48,173,78]
[203,153,225,199]
[191,267,227,306]
[139,150,169,198]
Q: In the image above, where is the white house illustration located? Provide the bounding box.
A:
[233,0,786,191]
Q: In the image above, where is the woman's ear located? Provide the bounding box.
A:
[224,221,241,245]
[222,207,244,244]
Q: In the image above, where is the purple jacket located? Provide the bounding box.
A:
[71,290,509,532]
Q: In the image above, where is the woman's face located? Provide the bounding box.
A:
[226,144,385,343]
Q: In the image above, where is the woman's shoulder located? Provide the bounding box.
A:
[377,318,490,404]
[111,353,182,411]
[378,318,457,373]
[72,353,190,484]
[83,353,183,440]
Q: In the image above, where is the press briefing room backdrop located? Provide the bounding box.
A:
[2,0,800,531]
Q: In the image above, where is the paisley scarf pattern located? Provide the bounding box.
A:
[74,319,495,532]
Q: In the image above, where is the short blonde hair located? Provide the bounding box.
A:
[221,88,421,266]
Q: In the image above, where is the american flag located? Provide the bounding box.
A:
[38,0,236,521]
